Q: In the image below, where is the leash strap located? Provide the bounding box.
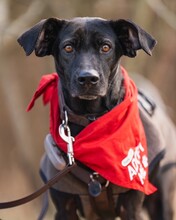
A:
[0,163,77,209]
[89,185,116,218]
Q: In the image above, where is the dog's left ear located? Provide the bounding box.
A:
[17,18,65,56]
[110,19,157,57]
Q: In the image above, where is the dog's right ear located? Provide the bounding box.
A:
[17,18,65,56]
[110,19,157,57]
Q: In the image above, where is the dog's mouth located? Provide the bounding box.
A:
[72,89,106,100]
[70,82,107,101]
[78,95,98,100]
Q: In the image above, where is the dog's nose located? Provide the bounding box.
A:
[77,70,99,86]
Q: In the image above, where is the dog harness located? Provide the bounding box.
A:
[27,67,156,195]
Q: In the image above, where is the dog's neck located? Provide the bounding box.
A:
[59,66,125,116]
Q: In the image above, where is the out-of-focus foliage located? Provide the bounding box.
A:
[0,0,175,219]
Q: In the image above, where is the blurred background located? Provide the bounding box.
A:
[0,0,176,219]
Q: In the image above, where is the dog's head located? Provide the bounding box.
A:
[18,17,156,102]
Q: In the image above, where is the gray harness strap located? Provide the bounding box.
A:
[138,90,165,172]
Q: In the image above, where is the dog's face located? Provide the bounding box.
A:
[54,18,122,100]
[18,17,156,102]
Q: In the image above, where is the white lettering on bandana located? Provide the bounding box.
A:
[121,143,148,185]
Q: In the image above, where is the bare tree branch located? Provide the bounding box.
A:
[0,0,9,33]
[145,0,176,30]
[0,0,46,48]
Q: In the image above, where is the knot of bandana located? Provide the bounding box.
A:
[27,67,157,195]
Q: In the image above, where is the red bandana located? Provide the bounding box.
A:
[27,67,156,195]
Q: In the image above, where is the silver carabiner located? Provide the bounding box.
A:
[59,111,75,165]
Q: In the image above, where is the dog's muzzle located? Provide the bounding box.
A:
[76,70,103,100]
[70,69,106,100]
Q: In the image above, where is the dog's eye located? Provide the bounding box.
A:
[64,45,74,53]
[101,44,111,53]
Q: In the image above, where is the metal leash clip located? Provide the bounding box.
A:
[59,110,75,165]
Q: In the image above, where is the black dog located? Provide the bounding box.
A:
[18,17,176,220]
